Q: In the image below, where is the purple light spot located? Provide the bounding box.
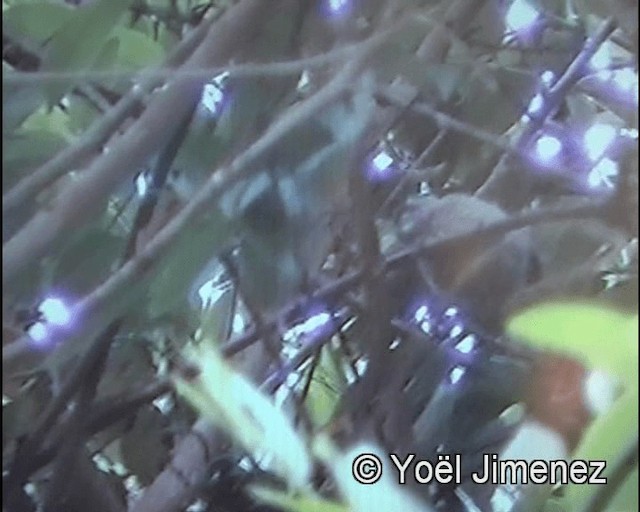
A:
[38,297,71,327]
[541,70,555,87]
[366,149,397,182]
[326,0,350,15]
[534,135,562,164]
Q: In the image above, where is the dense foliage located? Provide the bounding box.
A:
[2,1,638,511]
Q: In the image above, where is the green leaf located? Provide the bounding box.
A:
[2,2,73,45]
[40,0,130,106]
[306,345,347,428]
[111,26,165,70]
[313,436,432,512]
[2,64,46,133]
[46,226,125,296]
[508,304,638,512]
[20,104,74,141]
[566,389,638,512]
[605,466,638,512]
[506,302,638,383]
[250,486,349,512]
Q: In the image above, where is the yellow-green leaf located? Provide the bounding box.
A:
[507,302,638,384]
[507,303,638,512]
[250,486,349,512]
[313,435,433,512]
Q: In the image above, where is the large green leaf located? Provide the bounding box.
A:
[305,345,347,428]
[110,26,165,71]
[40,0,130,106]
[507,302,638,383]
[507,303,638,512]
[313,436,433,512]
[2,2,73,45]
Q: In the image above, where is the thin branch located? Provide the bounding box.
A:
[476,17,617,203]
[375,87,527,158]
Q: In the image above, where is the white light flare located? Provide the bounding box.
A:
[27,322,48,345]
[448,323,464,339]
[200,72,228,115]
[584,123,617,162]
[455,334,477,354]
[449,365,466,385]
[526,93,544,117]
[589,43,611,71]
[299,311,332,336]
[587,158,618,190]
[197,279,229,310]
[38,297,71,327]
[414,305,430,323]
[505,0,540,34]
[534,135,562,164]
[135,172,148,197]
[327,0,349,15]
[541,70,555,87]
